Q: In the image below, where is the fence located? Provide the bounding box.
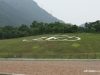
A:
[0,53,100,59]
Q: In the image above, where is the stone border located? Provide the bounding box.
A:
[0,58,100,61]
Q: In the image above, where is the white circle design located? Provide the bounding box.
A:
[23,35,81,42]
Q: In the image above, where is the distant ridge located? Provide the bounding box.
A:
[0,0,64,26]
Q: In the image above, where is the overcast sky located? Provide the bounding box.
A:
[34,0,100,25]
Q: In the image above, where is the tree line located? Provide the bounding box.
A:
[0,20,100,39]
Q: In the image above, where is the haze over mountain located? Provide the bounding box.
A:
[0,0,64,26]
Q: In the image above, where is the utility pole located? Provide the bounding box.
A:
[41,4,43,9]
[51,10,52,15]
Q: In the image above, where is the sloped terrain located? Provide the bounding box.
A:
[0,0,64,26]
[0,33,100,59]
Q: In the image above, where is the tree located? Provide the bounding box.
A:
[39,25,45,34]
[18,24,29,32]
[30,20,38,28]
[78,27,85,33]
[90,27,96,33]
[85,22,89,28]
[0,27,3,39]
[3,25,14,31]
[2,25,15,39]
[18,24,30,36]
[70,25,78,33]
[30,28,39,35]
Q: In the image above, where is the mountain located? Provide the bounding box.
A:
[0,0,64,26]
[0,0,31,26]
[79,23,85,27]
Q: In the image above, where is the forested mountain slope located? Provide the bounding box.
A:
[0,0,64,26]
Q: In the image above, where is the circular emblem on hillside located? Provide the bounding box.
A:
[23,35,81,42]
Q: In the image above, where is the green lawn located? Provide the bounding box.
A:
[0,33,100,58]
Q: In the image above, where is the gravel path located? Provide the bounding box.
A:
[0,60,100,75]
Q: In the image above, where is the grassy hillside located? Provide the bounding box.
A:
[0,33,100,58]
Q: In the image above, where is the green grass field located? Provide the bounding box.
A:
[0,33,100,58]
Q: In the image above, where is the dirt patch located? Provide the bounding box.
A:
[0,61,100,75]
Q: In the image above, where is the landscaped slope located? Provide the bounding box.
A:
[0,33,100,55]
